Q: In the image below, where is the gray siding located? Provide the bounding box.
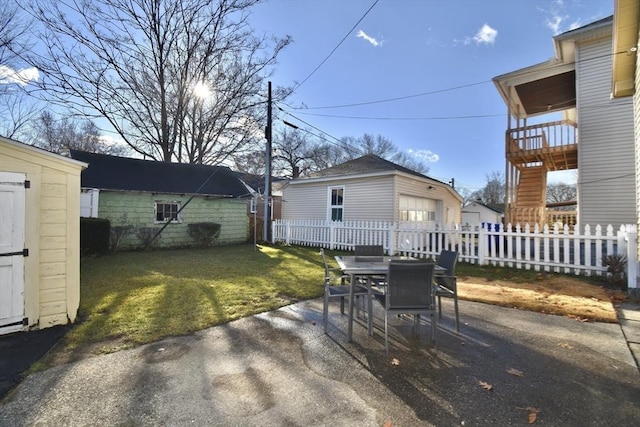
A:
[577,36,635,228]
[635,26,640,254]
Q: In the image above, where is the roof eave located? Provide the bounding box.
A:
[612,0,639,98]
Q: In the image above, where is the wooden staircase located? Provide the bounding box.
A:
[505,120,577,227]
[510,166,547,226]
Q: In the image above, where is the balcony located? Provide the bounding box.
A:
[506,120,578,171]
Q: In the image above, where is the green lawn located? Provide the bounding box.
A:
[73,244,326,350]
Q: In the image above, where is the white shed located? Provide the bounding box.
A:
[461,201,504,228]
[0,137,86,335]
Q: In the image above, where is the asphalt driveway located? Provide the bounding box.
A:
[1,299,639,426]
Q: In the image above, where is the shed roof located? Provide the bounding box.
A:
[70,150,250,198]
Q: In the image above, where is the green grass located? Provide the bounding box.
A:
[60,244,611,356]
[70,244,326,350]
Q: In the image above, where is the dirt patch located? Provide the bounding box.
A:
[457,273,622,323]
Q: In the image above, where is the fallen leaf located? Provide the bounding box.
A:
[478,381,493,391]
[391,358,400,366]
[383,421,393,427]
[557,342,573,350]
[507,368,524,377]
[517,406,541,424]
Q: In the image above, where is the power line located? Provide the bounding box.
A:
[289,47,633,111]
[295,81,490,110]
[287,110,505,121]
[292,0,380,93]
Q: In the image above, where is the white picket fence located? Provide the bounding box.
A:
[272,219,638,289]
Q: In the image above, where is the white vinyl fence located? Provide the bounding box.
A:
[272,219,638,289]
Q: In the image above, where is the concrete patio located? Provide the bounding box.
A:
[1,298,639,426]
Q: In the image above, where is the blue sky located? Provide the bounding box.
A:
[248,0,613,194]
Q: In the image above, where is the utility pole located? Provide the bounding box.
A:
[263,81,272,243]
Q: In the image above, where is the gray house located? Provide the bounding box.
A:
[281,155,462,227]
[71,150,252,250]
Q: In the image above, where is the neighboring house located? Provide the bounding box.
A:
[611,0,640,292]
[0,137,86,335]
[280,155,462,226]
[461,201,504,228]
[70,150,251,250]
[232,171,284,243]
[493,15,635,229]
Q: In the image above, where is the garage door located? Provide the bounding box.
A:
[0,172,26,334]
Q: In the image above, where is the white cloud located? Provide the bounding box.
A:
[0,65,40,85]
[408,149,439,163]
[356,29,380,47]
[473,24,498,45]
[540,0,577,36]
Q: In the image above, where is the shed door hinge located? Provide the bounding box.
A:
[24,180,30,188]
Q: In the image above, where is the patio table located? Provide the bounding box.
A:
[335,255,446,342]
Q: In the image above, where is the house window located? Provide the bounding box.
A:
[154,201,182,223]
[399,196,436,223]
[328,186,344,221]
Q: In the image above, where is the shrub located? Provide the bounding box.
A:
[80,218,110,256]
[602,253,627,290]
[110,225,133,253]
[137,227,159,249]
[188,222,221,247]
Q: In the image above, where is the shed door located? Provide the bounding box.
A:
[0,172,26,334]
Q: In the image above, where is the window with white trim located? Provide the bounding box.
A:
[154,201,182,223]
[328,186,344,221]
[399,195,436,222]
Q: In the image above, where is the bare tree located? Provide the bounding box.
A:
[468,171,505,204]
[272,127,330,178]
[33,111,129,155]
[335,133,430,174]
[0,3,39,139]
[25,0,291,163]
[547,182,576,205]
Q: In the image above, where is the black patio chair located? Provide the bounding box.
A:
[434,250,460,331]
[320,248,368,334]
[374,260,437,354]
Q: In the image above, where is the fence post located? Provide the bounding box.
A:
[388,224,396,255]
[285,221,291,245]
[478,224,486,265]
[329,221,336,250]
[625,225,638,291]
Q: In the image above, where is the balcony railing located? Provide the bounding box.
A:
[507,120,577,152]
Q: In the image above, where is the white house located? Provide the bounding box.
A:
[493,15,635,229]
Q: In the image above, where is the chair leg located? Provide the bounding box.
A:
[323,292,329,334]
[384,313,389,355]
[340,296,345,314]
[438,295,443,319]
[454,296,460,332]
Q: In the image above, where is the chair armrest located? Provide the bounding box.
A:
[434,275,457,293]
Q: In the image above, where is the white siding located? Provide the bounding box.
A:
[281,173,462,223]
[577,36,635,228]
[282,175,394,221]
[395,175,461,225]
